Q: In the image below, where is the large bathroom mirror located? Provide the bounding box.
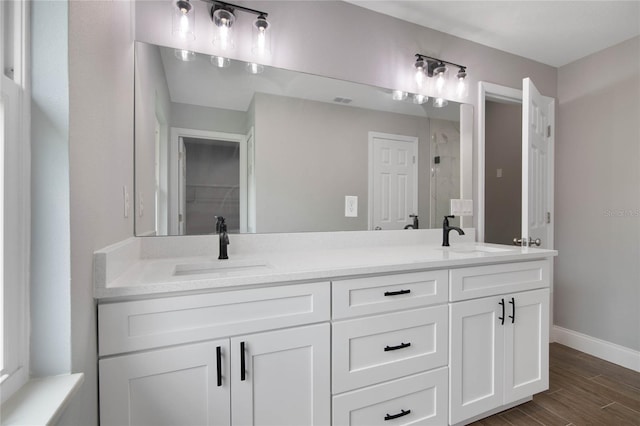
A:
[135,41,472,236]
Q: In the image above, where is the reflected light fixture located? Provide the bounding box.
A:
[413,54,469,99]
[173,0,195,39]
[413,94,428,105]
[174,49,196,61]
[433,97,448,108]
[211,55,230,68]
[246,62,264,74]
[392,90,408,101]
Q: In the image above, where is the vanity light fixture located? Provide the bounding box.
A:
[172,0,195,39]
[208,0,270,57]
[414,54,469,99]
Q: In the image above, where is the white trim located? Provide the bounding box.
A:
[459,104,473,229]
[552,325,640,372]
[367,132,419,230]
[168,127,247,235]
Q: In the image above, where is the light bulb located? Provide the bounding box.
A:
[174,49,196,61]
[433,97,448,108]
[211,55,230,68]
[172,0,194,39]
[414,57,426,87]
[392,90,407,101]
[212,8,235,51]
[456,68,468,98]
[246,62,264,74]
[413,94,428,105]
[252,15,271,57]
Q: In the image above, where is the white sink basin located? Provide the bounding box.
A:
[174,260,270,276]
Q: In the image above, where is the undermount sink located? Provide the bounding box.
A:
[174,260,270,276]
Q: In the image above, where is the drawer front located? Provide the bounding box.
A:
[450,260,550,302]
[332,305,448,394]
[332,367,448,426]
[98,282,330,356]
[332,270,448,319]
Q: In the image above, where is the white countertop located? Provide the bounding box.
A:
[95,237,556,300]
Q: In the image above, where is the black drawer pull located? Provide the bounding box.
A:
[240,341,246,381]
[384,342,411,351]
[216,346,222,387]
[384,409,411,421]
[384,289,411,296]
[498,298,505,325]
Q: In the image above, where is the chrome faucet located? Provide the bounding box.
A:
[215,216,229,260]
[442,215,465,246]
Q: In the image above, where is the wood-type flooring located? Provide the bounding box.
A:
[470,343,640,425]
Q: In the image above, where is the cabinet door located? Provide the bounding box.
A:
[504,289,549,403]
[231,323,330,426]
[449,296,505,425]
[99,340,231,426]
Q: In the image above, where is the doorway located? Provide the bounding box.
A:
[484,100,522,244]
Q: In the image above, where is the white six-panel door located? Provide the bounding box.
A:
[522,78,555,249]
[368,132,418,230]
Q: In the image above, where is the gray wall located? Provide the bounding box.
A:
[61,1,134,424]
[60,1,561,423]
[555,36,640,351]
[171,102,249,134]
[30,0,71,376]
[484,101,522,245]
[253,93,430,232]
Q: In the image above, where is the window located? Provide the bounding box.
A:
[0,0,30,403]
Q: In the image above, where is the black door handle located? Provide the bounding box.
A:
[240,341,246,381]
[216,346,222,387]
[498,298,505,325]
[384,409,411,421]
[384,289,411,296]
[509,297,515,324]
[384,342,411,351]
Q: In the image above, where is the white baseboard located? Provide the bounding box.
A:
[552,325,640,372]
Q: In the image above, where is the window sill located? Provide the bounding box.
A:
[1,373,84,426]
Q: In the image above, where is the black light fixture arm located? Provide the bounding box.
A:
[201,0,268,17]
[415,53,466,70]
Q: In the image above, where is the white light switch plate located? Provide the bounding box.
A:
[345,196,358,217]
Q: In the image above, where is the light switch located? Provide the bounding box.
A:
[345,196,358,217]
[497,168,503,178]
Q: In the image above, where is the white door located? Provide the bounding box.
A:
[449,296,505,424]
[504,289,549,403]
[231,323,330,426]
[178,137,186,235]
[521,78,554,248]
[369,133,418,230]
[99,340,231,426]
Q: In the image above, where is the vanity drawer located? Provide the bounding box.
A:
[332,305,448,394]
[332,270,448,319]
[450,260,550,302]
[332,367,448,426]
[98,281,330,356]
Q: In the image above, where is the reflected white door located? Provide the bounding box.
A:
[369,132,418,230]
[178,137,186,235]
[521,78,554,249]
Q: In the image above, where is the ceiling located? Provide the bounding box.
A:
[344,1,640,67]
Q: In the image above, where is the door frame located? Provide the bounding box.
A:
[367,132,419,230]
[169,127,248,234]
[477,81,554,248]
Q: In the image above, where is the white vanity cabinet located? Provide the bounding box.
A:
[98,282,331,426]
[331,270,450,426]
[448,261,550,425]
